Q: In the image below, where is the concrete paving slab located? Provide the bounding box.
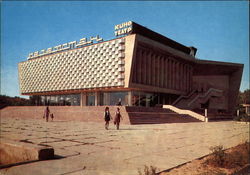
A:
[0,118,249,175]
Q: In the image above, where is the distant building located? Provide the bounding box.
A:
[18,21,243,115]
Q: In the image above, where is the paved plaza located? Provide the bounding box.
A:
[0,118,249,175]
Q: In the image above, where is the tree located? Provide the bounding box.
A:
[237,89,250,107]
[0,95,31,109]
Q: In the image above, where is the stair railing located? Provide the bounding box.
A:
[188,88,223,107]
[172,90,196,106]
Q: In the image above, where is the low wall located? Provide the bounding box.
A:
[0,139,54,166]
[0,106,130,124]
[1,106,202,124]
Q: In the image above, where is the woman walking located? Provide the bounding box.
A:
[104,107,112,130]
[44,106,50,122]
[114,107,122,130]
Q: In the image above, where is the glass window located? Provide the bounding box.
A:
[131,91,159,107]
[132,91,140,106]
[101,92,128,106]
[34,94,80,106]
[65,94,80,106]
[50,96,58,106]
[87,93,95,106]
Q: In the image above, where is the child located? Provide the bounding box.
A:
[50,113,54,121]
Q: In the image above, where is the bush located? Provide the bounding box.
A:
[224,142,249,169]
[207,142,249,169]
[233,115,241,121]
[241,115,250,122]
[207,145,226,167]
[138,165,158,175]
[233,114,250,122]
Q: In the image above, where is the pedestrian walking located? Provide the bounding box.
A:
[104,107,112,130]
[44,106,50,122]
[114,107,122,130]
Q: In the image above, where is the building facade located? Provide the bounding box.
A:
[18,21,243,114]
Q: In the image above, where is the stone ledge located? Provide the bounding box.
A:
[0,139,54,166]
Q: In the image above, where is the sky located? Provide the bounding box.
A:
[1,1,249,98]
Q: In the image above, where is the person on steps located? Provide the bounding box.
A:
[114,107,122,130]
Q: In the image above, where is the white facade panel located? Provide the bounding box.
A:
[19,38,125,93]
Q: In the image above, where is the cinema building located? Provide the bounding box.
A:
[18,21,243,115]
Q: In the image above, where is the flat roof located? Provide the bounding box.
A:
[194,59,243,75]
[130,22,196,56]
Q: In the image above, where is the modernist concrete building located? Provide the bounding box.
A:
[18,21,243,115]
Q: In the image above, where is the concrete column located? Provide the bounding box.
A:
[138,50,142,84]
[184,64,187,91]
[189,66,193,92]
[147,52,151,85]
[80,93,86,106]
[205,108,208,117]
[151,53,155,86]
[187,65,190,91]
[128,91,132,106]
[176,62,179,90]
[172,61,175,90]
[157,56,161,87]
[143,51,147,84]
[138,92,141,107]
[237,109,240,116]
[160,56,164,87]
[168,58,171,89]
[95,92,100,106]
[141,50,144,84]
[205,108,208,122]
[180,63,183,91]
[159,56,162,87]
[155,55,158,86]
[164,57,168,88]
[205,117,208,122]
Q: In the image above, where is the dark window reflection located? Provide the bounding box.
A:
[131,91,177,107]
[31,94,80,106]
[100,92,128,106]
[87,93,95,106]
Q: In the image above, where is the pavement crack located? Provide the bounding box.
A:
[59,166,86,175]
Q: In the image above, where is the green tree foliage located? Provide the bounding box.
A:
[237,89,250,106]
[0,95,31,109]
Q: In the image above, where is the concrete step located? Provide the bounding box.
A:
[128,112,201,124]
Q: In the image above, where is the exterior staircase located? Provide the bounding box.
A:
[173,88,223,110]
[125,107,201,124]
[172,90,197,109]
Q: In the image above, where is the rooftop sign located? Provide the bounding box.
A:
[27,35,103,60]
[114,21,132,36]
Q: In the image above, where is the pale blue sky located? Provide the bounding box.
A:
[1,1,249,98]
